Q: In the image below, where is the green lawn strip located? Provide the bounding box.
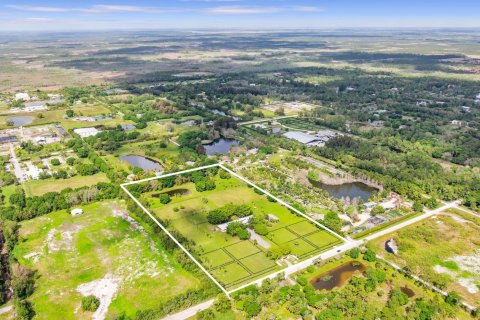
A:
[303,230,340,248]
[224,241,261,260]
[267,227,298,244]
[211,263,251,286]
[202,249,234,269]
[171,217,239,253]
[239,252,278,274]
[287,220,320,236]
[22,172,109,196]
[288,238,318,257]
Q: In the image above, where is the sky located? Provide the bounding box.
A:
[1,0,480,31]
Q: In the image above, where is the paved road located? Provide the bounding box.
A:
[162,299,215,320]
[161,201,463,319]
[361,201,459,242]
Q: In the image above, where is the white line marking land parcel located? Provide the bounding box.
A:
[121,163,345,296]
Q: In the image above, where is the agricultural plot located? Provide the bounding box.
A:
[125,165,342,291]
[369,209,480,305]
[278,117,326,132]
[11,201,201,319]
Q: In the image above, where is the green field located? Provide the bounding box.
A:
[139,167,342,289]
[22,172,109,196]
[11,201,201,319]
[278,117,326,131]
[368,210,480,305]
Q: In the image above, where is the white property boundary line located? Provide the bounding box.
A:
[121,163,347,297]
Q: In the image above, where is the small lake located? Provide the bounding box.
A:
[203,138,239,156]
[119,155,162,171]
[8,116,34,126]
[310,179,377,201]
[310,261,366,291]
[155,188,190,197]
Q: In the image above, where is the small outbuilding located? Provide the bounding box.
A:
[71,208,83,216]
[267,214,279,222]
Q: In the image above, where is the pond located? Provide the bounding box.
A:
[310,261,366,291]
[154,188,190,197]
[8,116,34,126]
[400,286,415,297]
[203,138,239,156]
[310,179,377,201]
[119,155,162,171]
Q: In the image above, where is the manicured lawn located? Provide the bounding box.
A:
[212,263,251,285]
[12,201,201,319]
[138,167,343,289]
[288,238,317,257]
[268,228,298,244]
[287,220,319,236]
[240,252,277,274]
[22,173,109,196]
[202,250,234,268]
[304,231,341,249]
[224,241,260,260]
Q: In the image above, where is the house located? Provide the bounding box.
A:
[34,136,46,144]
[461,106,471,113]
[73,127,100,138]
[217,216,252,233]
[451,120,463,126]
[71,208,83,216]
[14,93,30,101]
[363,202,377,209]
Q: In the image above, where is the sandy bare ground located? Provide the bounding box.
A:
[434,249,480,294]
[76,275,120,320]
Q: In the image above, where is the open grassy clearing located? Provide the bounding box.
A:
[11,201,201,319]
[278,117,327,132]
[368,211,480,305]
[139,167,342,290]
[22,172,109,196]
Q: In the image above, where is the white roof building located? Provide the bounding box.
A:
[71,208,83,216]
[73,127,100,138]
[14,93,30,101]
[283,131,320,145]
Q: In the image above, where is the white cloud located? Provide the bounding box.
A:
[206,6,283,14]
[6,5,69,12]
[24,17,53,22]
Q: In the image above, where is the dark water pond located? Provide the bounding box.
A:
[8,116,34,126]
[154,188,190,197]
[203,138,239,156]
[310,179,377,201]
[119,155,162,171]
[310,261,366,291]
[400,286,415,297]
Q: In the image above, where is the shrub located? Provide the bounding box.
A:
[81,295,100,312]
[159,193,171,204]
[363,248,377,262]
[349,247,360,259]
[50,158,61,166]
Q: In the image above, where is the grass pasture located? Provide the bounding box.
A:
[135,166,342,290]
[368,210,480,305]
[278,117,326,132]
[11,201,201,319]
[22,172,109,196]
